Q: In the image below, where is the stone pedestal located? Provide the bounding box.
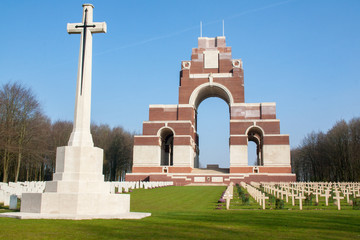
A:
[1,146,150,219]
[20,192,130,216]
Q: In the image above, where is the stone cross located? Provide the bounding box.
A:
[279,188,285,200]
[223,190,233,210]
[351,187,358,199]
[284,188,290,203]
[295,193,306,210]
[276,188,281,198]
[333,192,344,210]
[66,4,107,147]
[259,193,269,210]
[333,189,341,197]
[344,189,352,204]
[289,189,296,206]
[321,190,331,206]
[313,188,321,204]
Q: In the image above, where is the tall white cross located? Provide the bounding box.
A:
[259,193,269,210]
[333,192,344,210]
[313,188,321,204]
[295,193,306,210]
[223,190,233,210]
[289,189,296,206]
[321,189,331,206]
[67,4,107,147]
[344,189,352,203]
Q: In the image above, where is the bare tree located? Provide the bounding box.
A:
[0,83,18,182]
[291,118,360,182]
[92,124,134,181]
[0,82,42,182]
[349,118,360,181]
[0,82,134,182]
[47,120,73,174]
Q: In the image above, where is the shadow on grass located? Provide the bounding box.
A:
[52,211,360,240]
[0,203,19,213]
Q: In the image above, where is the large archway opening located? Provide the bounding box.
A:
[190,82,233,110]
[159,128,174,166]
[196,97,230,169]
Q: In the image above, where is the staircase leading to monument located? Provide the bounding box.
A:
[191,168,230,174]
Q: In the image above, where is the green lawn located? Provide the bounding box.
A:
[0,186,359,239]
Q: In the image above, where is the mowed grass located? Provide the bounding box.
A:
[0,186,359,240]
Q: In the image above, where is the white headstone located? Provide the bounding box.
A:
[9,195,18,210]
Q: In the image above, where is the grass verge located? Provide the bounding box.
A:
[0,186,359,240]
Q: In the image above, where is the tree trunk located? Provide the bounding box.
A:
[34,167,38,181]
[14,150,22,182]
[26,166,29,181]
[39,165,42,181]
[2,150,9,183]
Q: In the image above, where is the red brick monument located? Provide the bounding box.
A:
[126,36,296,185]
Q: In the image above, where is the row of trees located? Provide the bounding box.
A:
[291,118,360,182]
[0,82,134,183]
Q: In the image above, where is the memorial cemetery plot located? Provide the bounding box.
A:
[1,180,359,213]
[216,181,360,211]
[0,183,360,239]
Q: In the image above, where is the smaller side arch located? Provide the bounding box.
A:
[158,127,175,166]
[245,125,265,136]
[246,126,264,166]
[157,126,176,137]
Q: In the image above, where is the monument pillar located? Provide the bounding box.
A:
[49,3,106,190]
[1,4,150,219]
[67,4,105,147]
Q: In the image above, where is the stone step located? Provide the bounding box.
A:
[191,168,230,174]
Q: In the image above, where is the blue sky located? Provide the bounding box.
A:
[1,0,359,168]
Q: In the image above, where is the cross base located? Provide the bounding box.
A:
[1,145,151,220]
[0,212,151,220]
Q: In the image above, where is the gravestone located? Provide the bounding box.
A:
[295,193,306,210]
[333,192,344,210]
[3,192,10,206]
[9,195,18,210]
[344,189,352,203]
[259,193,269,210]
[288,189,296,206]
[223,190,233,210]
[0,190,4,204]
[321,190,331,206]
[313,189,321,204]
[284,189,290,203]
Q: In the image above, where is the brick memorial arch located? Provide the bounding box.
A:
[126,36,296,184]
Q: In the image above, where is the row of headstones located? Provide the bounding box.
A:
[272,182,360,199]
[0,181,173,209]
[260,182,360,210]
[0,181,46,209]
[289,182,360,203]
[241,182,268,209]
[109,181,174,194]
